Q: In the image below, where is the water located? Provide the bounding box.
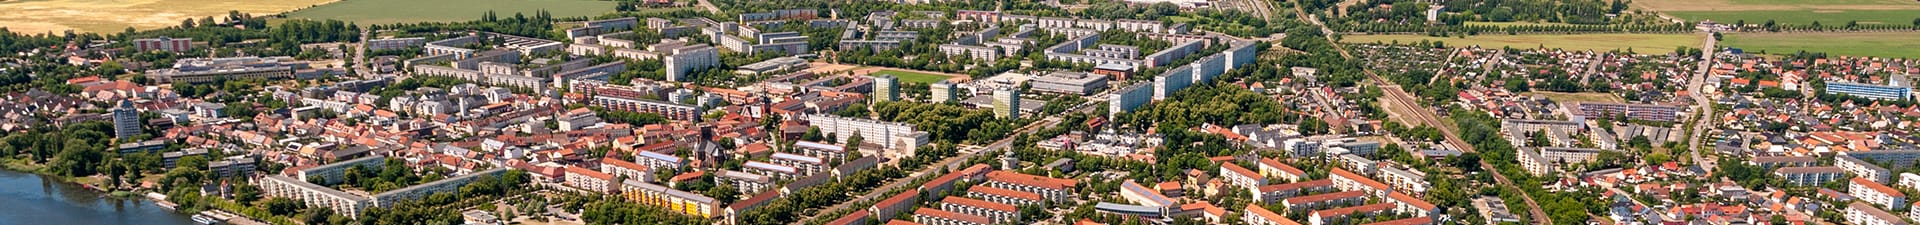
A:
[0,169,197,225]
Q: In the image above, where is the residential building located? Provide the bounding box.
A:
[1776,166,1847,186]
[1827,81,1912,100]
[1839,155,1895,183]
[931,80,960,103]
[992,88,1020,119]
[913,208,993,225]
[665,45,720,82]
[1329,168,1391,196]
[1030,71,1110,95]
[147,56,302,84]
[1255,179,1335,204]
[1243,203,1304,225]
[1568,102,1682,122]
[871,192,921,219]
[132,37,192,52]
[1281,191,1367,212]
[984,171,1076,203]
[874,75,900,102]
[1850,177,1908,210]
[1308,203,1395,225]
[806,114,931,151]
[1845,202,1910,225]
[565,166,616,192]
[1220,163,1267,189]
[111,100,140,139]
[618,180,720,218]
[601,157,655,182]
[1257,158,1309,183]
[940,197,1020,224]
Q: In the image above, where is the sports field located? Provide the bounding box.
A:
[1722,32,1920,58]
[1340,34,1705,52]
[870,69,960,84]
[0,0,334,34]
[281,0,616,26]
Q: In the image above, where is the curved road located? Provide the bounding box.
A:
[1686,33,1718,172]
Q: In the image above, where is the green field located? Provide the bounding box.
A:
[1340,34,1705,52]
[1723,32,1920,58]
[872,69,957,84]
[282,0,617,26]
[1666,10,1920,25]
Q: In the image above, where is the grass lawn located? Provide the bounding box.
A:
[0,0,335,33]
[1529,91,1626,103]
[1665,10,1920,25]
[281,0,617,26]
[1339,34,1704,52]
[1722,32,1920,58]
[871,69,958,84]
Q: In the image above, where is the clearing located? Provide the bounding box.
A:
[1722,32,1920,58]
[280,0,616,26]
[0,0,334,34]
[1339,34,1704,53]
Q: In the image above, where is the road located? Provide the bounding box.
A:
[694,0,721,14]
[795,113,1063,224]
[1290,4,1555,225]
[354,30,370,77]
[1686,33,1719,172]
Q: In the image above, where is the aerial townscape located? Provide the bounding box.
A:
[0,0,1918,224]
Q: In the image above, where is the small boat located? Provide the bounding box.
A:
[190,214,223,225]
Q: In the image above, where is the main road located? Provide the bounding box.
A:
[1686,33,1719,172]
[1290,4,1555,225]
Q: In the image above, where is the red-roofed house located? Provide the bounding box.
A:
[984,171,1077,203]
[1243,204,1303,225]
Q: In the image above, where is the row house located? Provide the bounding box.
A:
[1220,163,1267,190]
[939,196,1020,224]
[1255,179,1336,204]
[1258,158,1309,183]
[968,185,1045,206]
[983,171,1077,203]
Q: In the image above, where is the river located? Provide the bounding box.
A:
[0,169,198,225]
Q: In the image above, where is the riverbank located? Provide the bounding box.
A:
[0,168,198,225]
[0,158,117,193]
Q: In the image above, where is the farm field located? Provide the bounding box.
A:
[281,0,616,26]
[1664,10,1920,25]
[1721,32,1920,58]
[1339,34,1704,52]
[869,69,961,84]
[1636,0,1920,11]
[0,0,334,34]
[1635,0,1920,25]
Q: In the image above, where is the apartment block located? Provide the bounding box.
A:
[1850,177,1909,210]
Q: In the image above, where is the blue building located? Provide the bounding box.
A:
[1826,81,1911,101]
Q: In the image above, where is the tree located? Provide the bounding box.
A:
[303,207,335,225]
[266,197,303,216]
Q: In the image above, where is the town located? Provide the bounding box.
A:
[0,0,1918,224]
